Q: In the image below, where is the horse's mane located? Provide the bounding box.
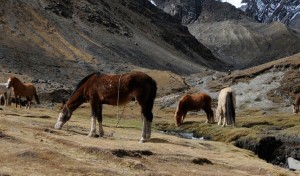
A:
[71,72,101,96]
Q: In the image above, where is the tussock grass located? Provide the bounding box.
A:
[154,111,300,143]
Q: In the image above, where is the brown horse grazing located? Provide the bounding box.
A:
[54,71,157,143]
[174,92,214,127]
[216,87,236,127]
[292,95,300,114]
[6,77,40,109]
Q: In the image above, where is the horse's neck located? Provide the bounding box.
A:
[67,93,85,111]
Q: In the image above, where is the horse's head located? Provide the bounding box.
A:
[54,102,72,129]
[293,103,299,114]
[174,109,183,127]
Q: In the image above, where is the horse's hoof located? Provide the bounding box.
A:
[139,138,147,143]
[88,133,97,138]
[99,132,104,137]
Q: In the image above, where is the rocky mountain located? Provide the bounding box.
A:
[152,0,300,69]
[153,0,248,24]
[0,0,224,81]
[241,0,300,29]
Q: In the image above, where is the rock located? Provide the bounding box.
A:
[288,157,300,170]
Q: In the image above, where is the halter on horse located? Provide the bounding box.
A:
[54,71,157,143]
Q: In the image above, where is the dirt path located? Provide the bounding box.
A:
[0,106,297,176]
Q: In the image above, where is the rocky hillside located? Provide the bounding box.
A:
[152,0,300,69]
[0,0,224,81]
[241,0,300,29]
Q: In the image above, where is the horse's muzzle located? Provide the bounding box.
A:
[54,121,64,129]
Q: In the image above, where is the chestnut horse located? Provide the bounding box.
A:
[174,92,214,127]
[54,71,157,143]
[292,94,300,114]
[216,87,236,127]
[7,77,40,109]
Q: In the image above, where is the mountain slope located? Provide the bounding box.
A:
[152,0,300,69]
[189,20,300,68]
[0,0,225,85]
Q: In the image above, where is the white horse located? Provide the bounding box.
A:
[0,83,12,106]
[216,87,236,127]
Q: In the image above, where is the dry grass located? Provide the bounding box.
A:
[0,104,298,175]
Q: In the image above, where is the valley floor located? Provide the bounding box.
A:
[0,104,298,176]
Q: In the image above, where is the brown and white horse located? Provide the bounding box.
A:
[6,77,40,109]
[216,87,236,127]
[54,71,157,143]
[174,92,214,127]
[292,95,300,114]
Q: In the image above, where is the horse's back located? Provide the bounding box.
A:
[15,83,36,96]
[126,71,156,88]
[86,71,156,106]
[179,93,211,110]
[218,87,234,103]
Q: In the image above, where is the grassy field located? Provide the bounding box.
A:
[0,103,299,175]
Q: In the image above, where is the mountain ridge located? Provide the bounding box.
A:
[152,0,300,69]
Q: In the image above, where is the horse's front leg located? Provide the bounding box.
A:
[182,111,187,124]
[88,102,104,138]
[88,116,97,137]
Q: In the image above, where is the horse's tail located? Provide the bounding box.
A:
[204,96,214,122]
[225,92,235,125]
[35,92,40,104]
[145,78,157,122]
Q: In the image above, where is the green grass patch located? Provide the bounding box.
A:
[154,113,300,144]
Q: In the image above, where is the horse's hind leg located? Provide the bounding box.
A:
[3,92,7,106]
[96,105,104,137]
[217,108,223,126]
[140,117,151,143]
[139,103,153,143]
[26,97,31,110]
